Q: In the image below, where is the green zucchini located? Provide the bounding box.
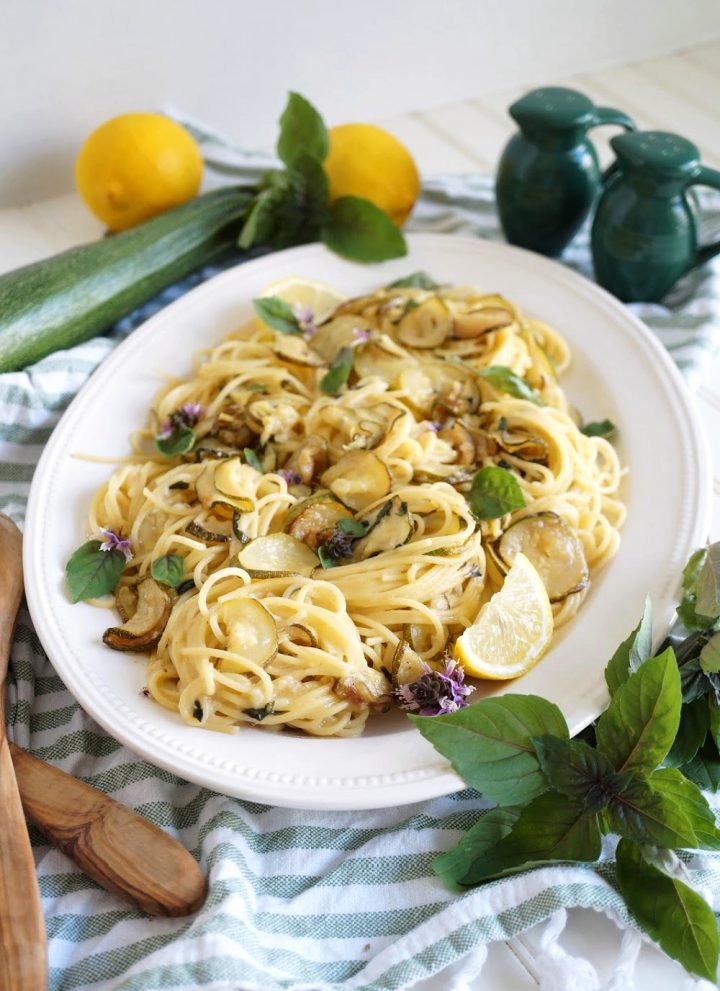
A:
[0,186,254,372]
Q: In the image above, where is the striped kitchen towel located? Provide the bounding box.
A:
[3,136,720,991]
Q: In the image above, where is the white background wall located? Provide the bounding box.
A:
[2,0,720,206]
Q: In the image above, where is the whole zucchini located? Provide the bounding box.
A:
[0,186,254,372]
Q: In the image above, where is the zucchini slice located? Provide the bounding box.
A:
[103,578,173,652]
[280,623,319,649]
[496,428,549,463]
[271,335,327,368]
[321,451,392,511]
[334,669,392,708]
[494,512,589,602]
[238,533,320,577]
[195,460,255,516]
[353,497,414,560]
[285,498,349,550]
[219,598,278,666]
[451,306,513,339]
[185,520,231,543]
[391,640,427,686]
[396,296,451,348]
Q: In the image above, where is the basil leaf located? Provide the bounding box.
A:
[680,736,720,792]
[244,448,264,473]
[596,647,681,773]
[700,631,720,674]
[320,346,354,396]
[532,735,624,811]
[678,547,719,631]
[277,92,328,168]
[467,465,525,520]
[478,366,544,405]
[606,775,697,848]
[155,425,195,457]
[410,694,568,806]
[433,806,522,889]
[696,544,720,619]
[650,767,720,850]
[616,838,719,982]
[318,546,338,570]
[238,187,275,249]
[386,271,440,290]
[664,697,710,768]
[66,540,126,603]
[580,418,617,439]
[252,296,300,335]
[605,598,654,695]
[243,702,276,722]
[151,553,185,589]
[321,196,407,263]
[176,579,196,596]
[338,517,367,537]
[458,791,601,884]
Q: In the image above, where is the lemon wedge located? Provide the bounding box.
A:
[256,276,347,330]
[454,552,553,680]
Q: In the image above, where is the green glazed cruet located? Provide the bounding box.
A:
[496,87,634,257]
[591,130,720,302]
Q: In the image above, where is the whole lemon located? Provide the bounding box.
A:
[325,124,420,226]
[75,113,203,231]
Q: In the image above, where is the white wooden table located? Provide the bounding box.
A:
[1,39,719,991]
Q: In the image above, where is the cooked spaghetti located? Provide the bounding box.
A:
[86,279,625,737]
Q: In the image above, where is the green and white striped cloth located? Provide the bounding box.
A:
[4,138,720,991]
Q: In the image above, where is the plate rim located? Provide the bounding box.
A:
[23,233,712,810]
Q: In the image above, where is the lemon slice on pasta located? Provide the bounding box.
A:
[454,552,553,680]
[256,276,347,329]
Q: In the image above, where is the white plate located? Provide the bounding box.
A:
[24,234,711,810]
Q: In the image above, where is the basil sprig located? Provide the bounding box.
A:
[252,297,301,335]
[238,92,407,264]
[413,539,720,981]
[478,365,544,405]
[151,554,185,588]
[320,346,354,396]
[467,465,525,520]
[581,418,617,439]
[65,540,126,602]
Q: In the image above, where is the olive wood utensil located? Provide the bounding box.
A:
[0,514,47,991]
[1,513,207,922]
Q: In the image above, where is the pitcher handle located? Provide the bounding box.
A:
[592,108,635,184]
[690,166,720,267]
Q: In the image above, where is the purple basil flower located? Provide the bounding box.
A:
[180,402,203,426]
[280,469,302,485]
[397,657,473,716]
[99,528,134,561]
[157,419,174,440]
[294,305,317,339]
[417,420,439,433]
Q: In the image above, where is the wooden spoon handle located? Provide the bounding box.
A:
[9,743,207,917]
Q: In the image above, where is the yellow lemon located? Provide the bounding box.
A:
[256,276,347,330]
[75,113,203,231]
[454,553,554,680]
[325,124,420,226]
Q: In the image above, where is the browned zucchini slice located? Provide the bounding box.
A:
[391,640,427,686]
[103,579,173,652]
[451,307,513,338]
[353,497,414,560]
[321,451,392,511]
[185,520,231,543]
[495,512,589,602]
[496,428,549,463]
[334,668,392,708]
[285,498,350,550]
[396,296,451,348]
[271,335,327,368]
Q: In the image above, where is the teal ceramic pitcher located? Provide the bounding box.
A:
[591,131,720,302]
[496,87,634,256]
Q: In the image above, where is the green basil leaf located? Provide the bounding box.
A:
[338,517,367,537]
[320,346,354,396]
[65,540,126,603]
[150,553,185,589]
[478,366,544,406]
[696,543,720,619]
[243,702,276,722]
[596,647,681,773]
[664,697,710,768]
[155,425,195,457]
[433,806,522,889]
[710,696,720,748]
[410,694,568,806]
[244,448,264,473]
[277,92,328,168]
[650,767,720,850]
[238,187,275,249]
[467,465,526,520]
[700,631,720,674]
[321,196,407,263]
[606,775,697,848]
[605,598,654,695]
[176,579,196,596]
[532,735,624,811]
[458,791,601,884]
[386,271,440,290]
[680,736,720,792]
[580,418,617,439]
[616,838,719,982]
[683,548,707,592]
[252,296,300,335]
[318,546,338,570]
[678,547,719,631]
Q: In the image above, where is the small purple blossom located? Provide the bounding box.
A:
[396,657,473,716]
[280,469,302,485]
[294,305,317,339]
[418,420,440,433]
[156,402,203,442]
[158,419,174,440]
[351,327,371,345]
[180,402,203,426]
[99,528,134,561]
